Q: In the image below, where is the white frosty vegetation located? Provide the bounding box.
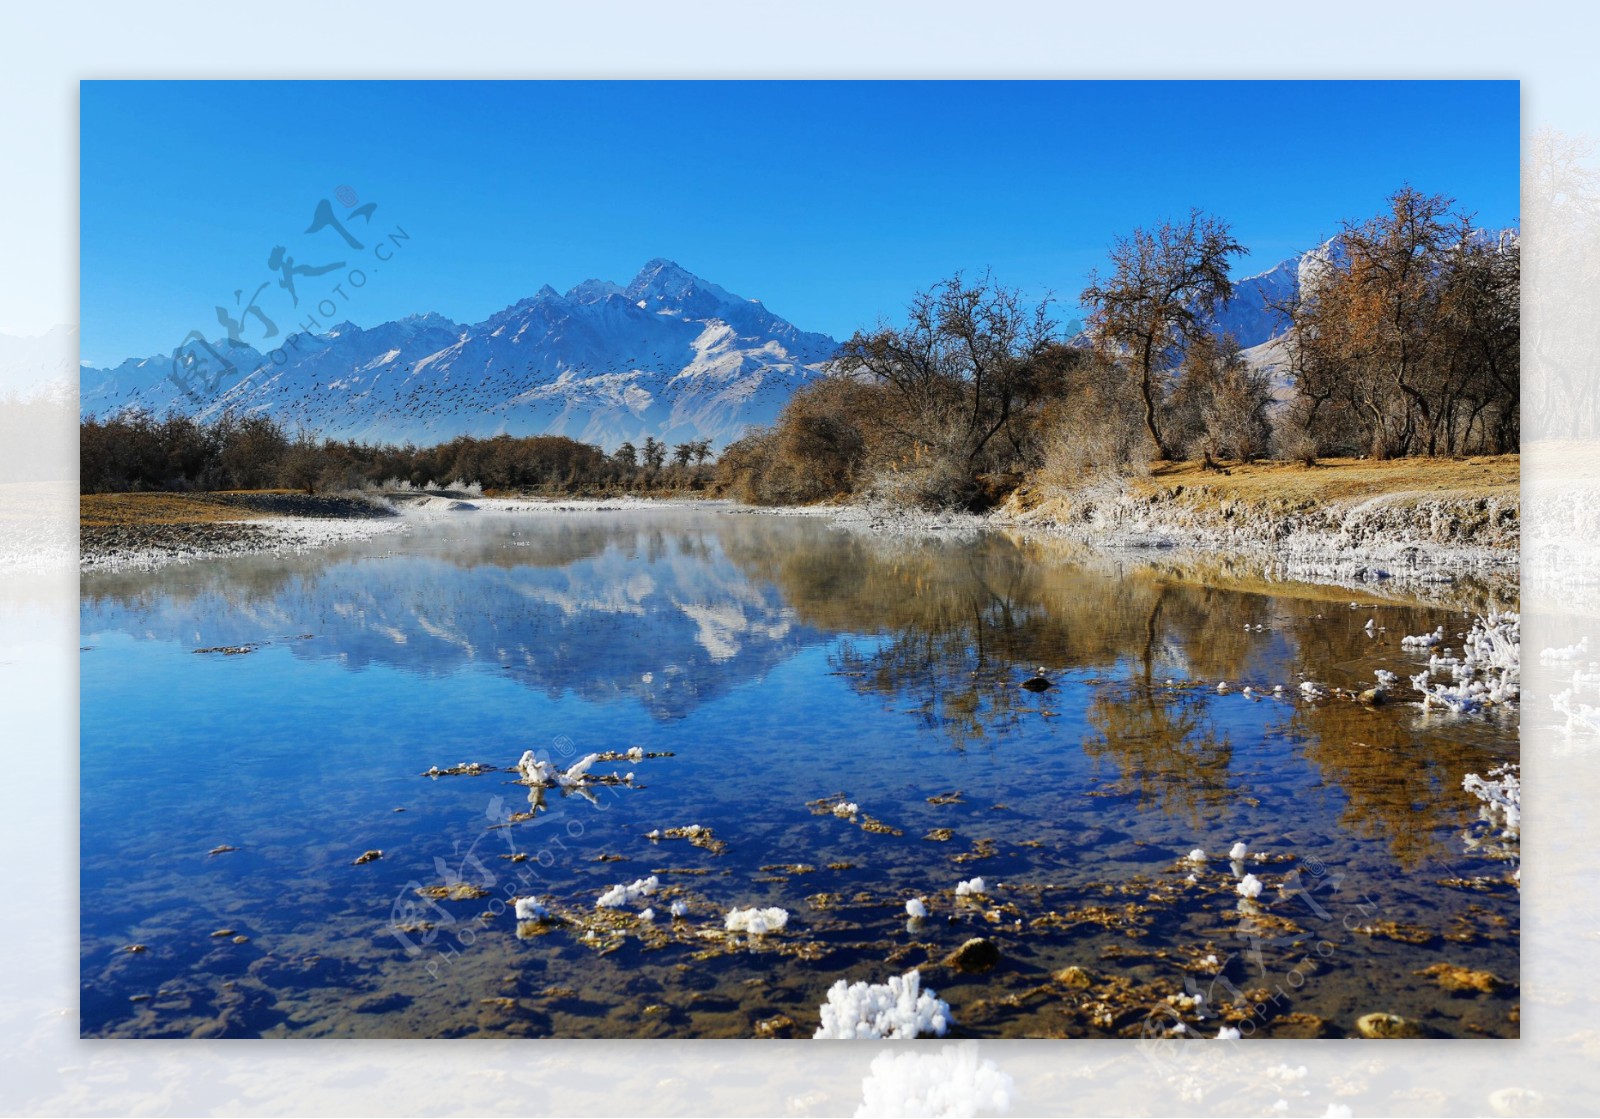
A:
[596,875,659,908]
[1539,637,1589,663]
[954,877,986,897]
[1229,841,1249,861]
[514,897,549,921]
[518,749,607,788]
[1553,689,1600,734]
[1401,625,1445,649]
[814,969,954,1039]
[1186,848,1207,864]
[833,801,861,818]
[854,1046,1012,1118]
[725,906,790,935]
[1410,612,1520,714]
[1462,764,1521,836]
[1237,874,1264,899]
[905,898,928,919]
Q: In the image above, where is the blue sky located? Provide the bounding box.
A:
[80,80,1520,366]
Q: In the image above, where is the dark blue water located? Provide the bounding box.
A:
[80,510,1519,1038]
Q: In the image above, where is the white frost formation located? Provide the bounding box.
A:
[954,877,986,897]
[815,969,954,1040]
[905,898,928,919]
[514,897,549,921]
[596,875,659,908]
[518,748,605,788]
[1463,763,1521,836]
[853,1045,1012,1117]
[725,906,790,935]
[1237,874,1264,899]
[1410,612,1520,714]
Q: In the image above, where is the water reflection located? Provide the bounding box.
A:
[82,515,827,720]
[1082,683,1234,820]
[80,509,1521,1042]
[82,511,1515,848]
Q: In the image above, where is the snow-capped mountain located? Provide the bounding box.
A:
[80,260,840,449]
[1,325,77,398]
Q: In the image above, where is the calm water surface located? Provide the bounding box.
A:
[80,509,1520,1038]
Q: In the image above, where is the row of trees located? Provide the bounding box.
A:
[80,410,716,495]
[716,187,1519,508]
[1278,189,1519,459]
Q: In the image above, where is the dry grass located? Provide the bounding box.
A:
[1137,455,1519,505]
[80,492,273,527]
[80,490,381,527]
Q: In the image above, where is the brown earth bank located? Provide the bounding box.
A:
[80,490,396,526]
[80,490,397,568]
[1001,455,1519,556]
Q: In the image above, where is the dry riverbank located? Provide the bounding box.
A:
[79,490,403,571]
[995,455,1519,588]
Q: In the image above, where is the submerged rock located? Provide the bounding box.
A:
[1054,965,1095,989]
[756,1013,797,1038]
[945,937,1001,973]
[352,850,383,865]
[1356,1011,1422,1038]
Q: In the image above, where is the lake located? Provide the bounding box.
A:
[79,508,1520,1038]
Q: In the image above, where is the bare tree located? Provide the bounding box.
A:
[833,272,1057,505]
[1080,209,1247,461]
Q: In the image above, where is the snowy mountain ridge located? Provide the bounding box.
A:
[80,259,840,450]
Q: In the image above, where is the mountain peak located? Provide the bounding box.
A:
[565,278,623,305]
[625,258,737,315]
[398,311,462,332]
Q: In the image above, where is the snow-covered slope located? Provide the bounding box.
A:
[81,260,840,450]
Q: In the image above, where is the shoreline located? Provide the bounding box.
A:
[76,466,1522,602]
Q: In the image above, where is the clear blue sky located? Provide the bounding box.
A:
[80,80,1520,365]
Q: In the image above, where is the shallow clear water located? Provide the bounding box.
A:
[80,509,1519,1038]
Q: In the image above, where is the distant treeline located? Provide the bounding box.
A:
[79,409,714,495]
[716,187,1520,509]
